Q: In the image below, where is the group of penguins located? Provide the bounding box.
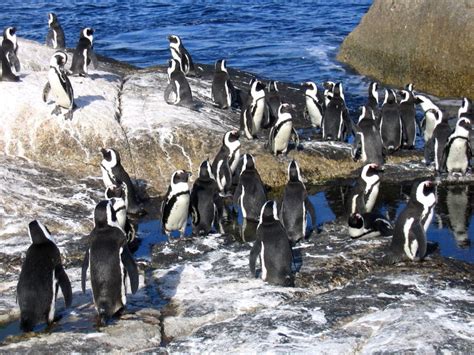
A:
[6,13,473,333]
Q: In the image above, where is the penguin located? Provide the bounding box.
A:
[399,87,417,149]
[211,59,235,109]
[322,82,350,141]
[1,26,20,82]
[161,170,191,239]
[266,81,282,127]
[211,130,240,196]
[70,27,98,77]
[249,201,294,287]
[233,154,267,222]
[458,97,472,119]
[380,89,402,153]
[280,160,317,244]
[100,148,144,215]
[241,79,270,139]
[427,108,451,172]
[42,51,75,120]
[168,34,197,76]
[446,185,471,248]
[302,81,324,130]
[346,163,381,215]
[190,160,223,236]
[348,212,393,239]
[105,184,136,245]
[164,58,193,107]
[351,106,384,165]
[268,103,299,155]
[442,116,472,175]
[323,81,336,108]
[45,13,65,49]
[385,180,437,263]
[17,220,72,332]
[415,94,439,143]
[81,200,139,325]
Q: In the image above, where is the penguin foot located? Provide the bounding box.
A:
[64,110,74,120]
[51,106,62,116]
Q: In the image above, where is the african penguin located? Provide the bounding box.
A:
[43,51,75,120]
[164,58,193,107]
[302,81,324,130]
[249,201,294,286]
[442,116,472,175]
[399,87,417,149]
[45,13,65,49]
[415,93,439,143]
[1,26,20,81]
[161,170,191,239]
[346,163,381,215]
[427,108,451,172]
[211,130,240,196]
[323,81,336,108]
[241,79,270,139]
[348,212,393,239]
[233,154,267,222]
[268,103,299,155]
[351,106,384,165]
[17,220,72,332]
[280,160,317,244]
[105,183,137,245]
[322,82,350,141]
[81,200,138,325]
[211,59,235,109]
[168,34,197,76]
[266,80,282,127]
[385,180,437,263]
[70,27,98,76]
[380,89,402,153]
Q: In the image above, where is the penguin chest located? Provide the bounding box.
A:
[446,139,468,173]
[166,195,190,230]
[306,98,322,127]
[260,242,267,281]
[252,102,265,132]
[365,183,379,213]
[273,122,292,152]
[424,114,436,141]
[100,165,115,188]
[48,69,72,108]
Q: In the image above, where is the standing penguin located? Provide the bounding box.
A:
[211,130,240,196]
[70,27,98,76]
[42,51,75,120]
[249,201,294,287]
[1,27,20,81]
[105,184,136,245]
[100,148,144,215]
[346,163,381,215]
[323,81,336,108]
[241,79,270,139]
[268,103,299,155]
[442,116,472,176]
[45,13,65,49]
[348,212,393,239]
[322,82,349,141]
[233,154,267,222]
[81,200,138,325]
[415,94,440,143]
[427,108,451,172]
[190,160,223,236]
[168,34,197,76]
[280,160,316,244]
[385,180,437,264]
[211,59,235,109]
[17,221,72,332]
[399,87,417,149]
[266,81,282,127]
[161,170,191,239]
[351,106,384,165]
[164,58,193,107]
[380,89,402,153]
[302,81,324,130]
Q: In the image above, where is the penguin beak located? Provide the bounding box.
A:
[100,148,107,156]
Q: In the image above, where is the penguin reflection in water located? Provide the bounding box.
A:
[17,221,72,332]
[81,200,139,325]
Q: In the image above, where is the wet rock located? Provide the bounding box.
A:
[337,0,474,98]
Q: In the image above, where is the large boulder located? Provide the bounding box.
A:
[337,0,474,98]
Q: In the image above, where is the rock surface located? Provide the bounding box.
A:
[337,0,474,98]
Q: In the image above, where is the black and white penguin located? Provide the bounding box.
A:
[348,212,393,239]
[168,34,196,76]
[211,59,235,109]
[161,170,191,239]
[43,51,75,120]
[249,201,294,286]
[190,160,223,236]
[81,200,139,325]
[428,108,451,172]
[415,93,439,143]
[211,130,240,196]
[323,81,336,108]
[347,163,381,215]
[266,80,282,127]
[1,26,20,82]
[70,27,98,76]
[17,221,72,332]
[233,154,267,222]
[322,82,349,141]
[280,160,316,244]
[45,13,65,49]
[164,58,193,107]
[458,97,472,119]
[351,106,384,165]
[268,103,299,155]
[241,79,270,139]
[367,82,380,114]
[100,148,144,215]
[105,184,136,244]
[302,81,324,130]
[399,87,417,149]
[385,180,437,263]
[379,89,402,153]
[442,116,472,175]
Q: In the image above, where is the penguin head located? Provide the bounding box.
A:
[323,81,335,91]
[28,220,55,245]
[50,51,68,68]
[383,89,397,105]
[361,163,381,186]
[168,34,181,49]
[251,79,266,100]
[458,97,472,118]
[259,200,279,225]
[223,130,240,150]
[288,160,303,183]
[413,180,437,209]
[4,27,17,43]
[241,154,256,174]
[215,59,227,73]
[105,181,126,200]
[268,81,279,93]
[94,200,120,229]
[302,81,317,97]
[348,213,364,229]
[48,13,58,27]
[100,148,120,168]
[81,28,94,44]
[198,160,215,181]
[109,197,126,215]
[171,169,190,185]
[278,103,292,118]
[368,82,379,103]
[426,107,443,125]
[398,90,410,103]
[358,105,375,122]
[333,82,343,99]
[455,117,472,135]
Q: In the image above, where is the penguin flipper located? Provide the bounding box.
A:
[261,102,271,129]
[374,217,393,237]
[8,51,20,73]
[411,221,427,260]
[89,50,99,69]
[81,249,89,293]
[304,197,317,234]
[351,132,362,161]
[291,128,300,148]
[233,183,242,209]
[249,241,262,277]
[121,247,139,294]
[164,83,176,105]
[55,264,73,308]
[43,82,51,102]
